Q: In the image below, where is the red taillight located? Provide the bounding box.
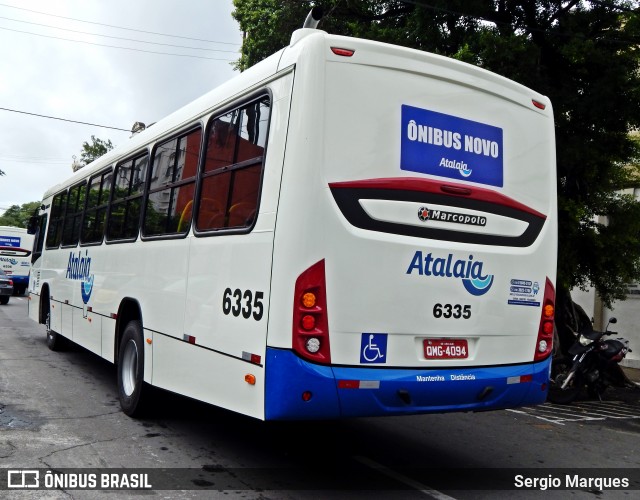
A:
[534,278,555,361]
[532,99,546,110]
[292,259,331,364]
[331,47,354,57]
[301,315,316,330]
[8,280,13,285]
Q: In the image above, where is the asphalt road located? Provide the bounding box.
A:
[2,296,640,499]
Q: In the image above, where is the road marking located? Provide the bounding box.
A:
[507,401,640,425]
[354,455,458,499]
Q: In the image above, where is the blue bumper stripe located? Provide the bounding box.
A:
[265,348,550,420]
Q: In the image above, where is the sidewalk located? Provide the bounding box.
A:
[622,366,640,384]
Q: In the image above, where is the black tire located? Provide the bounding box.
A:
[117,320,150,417]
[0,296,8,305]
[45,302,67,351]
[547,357,582,404]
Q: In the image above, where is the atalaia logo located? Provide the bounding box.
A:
[406,250,494,296]
[66,250,95,304]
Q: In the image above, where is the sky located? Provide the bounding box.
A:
[0,0,243,214]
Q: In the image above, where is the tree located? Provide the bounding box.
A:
[0,201,42,228]
[80,135,114,166]
[233,0,640,313]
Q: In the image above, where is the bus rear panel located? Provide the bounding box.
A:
[0,226,33,295]
[264,33,556,419]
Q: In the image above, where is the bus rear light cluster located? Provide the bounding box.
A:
[292,259,331,364]
[534,278,555,361]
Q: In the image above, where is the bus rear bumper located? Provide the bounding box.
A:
[8,275,28,285]
[264,348,550,420]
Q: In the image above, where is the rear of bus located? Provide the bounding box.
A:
[265,31,556,420]
[0,226,32,295]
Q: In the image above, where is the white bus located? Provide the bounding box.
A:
[28,20,557,420]
[0,225,33,295]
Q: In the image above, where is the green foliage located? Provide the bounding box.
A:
[0,201,41,228]
[80,135,114,166]
[233,0,640,307]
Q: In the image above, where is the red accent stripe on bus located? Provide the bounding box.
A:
[338,380,360,389]
[0,246,31,252]
[328,177,546,219]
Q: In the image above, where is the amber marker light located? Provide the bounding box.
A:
[302,292,317,308]
[245,374,256,385]
[544,304,554,318]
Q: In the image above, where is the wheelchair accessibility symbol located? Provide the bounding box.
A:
[360,333,388,364]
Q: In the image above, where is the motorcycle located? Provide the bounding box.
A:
[548,317,632,404]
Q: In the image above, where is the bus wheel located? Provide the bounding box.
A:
[45,306,66,351]
[117,321,149,417]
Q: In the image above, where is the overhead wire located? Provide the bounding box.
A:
[0,2,240,45]
[0,107,130,132]
[0,15,240,53]
[0,156,69,164]
[0,26,238,60]
[0,5,241,151]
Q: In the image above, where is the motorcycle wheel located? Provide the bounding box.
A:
[547,357,581,404]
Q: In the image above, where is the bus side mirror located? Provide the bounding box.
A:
[26,216,38,235]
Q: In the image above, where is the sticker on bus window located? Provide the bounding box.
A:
[400,105,504,187]
[0,236,21,247]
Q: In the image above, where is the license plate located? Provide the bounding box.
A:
[424,339,468,359]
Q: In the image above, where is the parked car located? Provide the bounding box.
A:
[0,269,13,305]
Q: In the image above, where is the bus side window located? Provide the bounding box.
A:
[82,169,112,245]
[144,128,201,236]
[32,213,48,263]
[45,191,67,249]
[61,181,86,247]
[107,154,148,241]
[197,97,270,231]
